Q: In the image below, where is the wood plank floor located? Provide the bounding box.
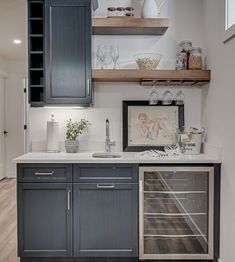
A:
[0,178,20,262]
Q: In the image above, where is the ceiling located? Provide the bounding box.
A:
[0,0,27,61]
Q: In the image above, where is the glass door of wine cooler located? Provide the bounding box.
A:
[139,167,214,260]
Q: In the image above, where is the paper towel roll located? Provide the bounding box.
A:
[47,115,60,153]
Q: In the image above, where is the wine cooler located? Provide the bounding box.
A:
[139,166,214,260]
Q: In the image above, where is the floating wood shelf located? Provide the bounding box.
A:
[92,18,169,35]
[92,69,211,86]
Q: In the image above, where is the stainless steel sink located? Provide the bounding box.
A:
[92,153,122,159]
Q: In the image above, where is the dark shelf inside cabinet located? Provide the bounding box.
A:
[30,70,44,86]
[29,2,43,18]
[30,37,43,52]
[30,53,43,68]
[30,86,44,102]
[30,20,43,35]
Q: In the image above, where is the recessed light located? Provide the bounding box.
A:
[13,39,22,44]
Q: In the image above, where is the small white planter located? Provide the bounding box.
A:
[65,140,79,153]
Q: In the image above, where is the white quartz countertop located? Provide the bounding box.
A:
[13,152,221,164]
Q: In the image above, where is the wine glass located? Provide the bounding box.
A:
[162,81,173,105]
[111,45,119,69]
[175,84,185,105]
[97,45,106,69]
[149,83,159,105]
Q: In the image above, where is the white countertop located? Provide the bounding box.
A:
[13,152,221,164]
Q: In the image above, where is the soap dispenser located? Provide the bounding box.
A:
[47,114,60,153]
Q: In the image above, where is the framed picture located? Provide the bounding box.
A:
[123,101,185,152]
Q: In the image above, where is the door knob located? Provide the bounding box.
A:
[3,131,8,135]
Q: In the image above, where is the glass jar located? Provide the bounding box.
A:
[178,40,192,69]
[176,53,187,70]
[117,7,125,16]
[189,47,203,70]
[107,7,117,17]
[125,7,134,17]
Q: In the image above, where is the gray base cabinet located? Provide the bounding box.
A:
[74,183,138,257]
[17,164,138,259]
[17,183,72,257]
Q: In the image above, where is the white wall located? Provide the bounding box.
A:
[5,61,26,177]
[29,0,205,152]
[202,0,235,261]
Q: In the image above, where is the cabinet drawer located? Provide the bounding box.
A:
[17,164,72,183]
[74,164,138,183]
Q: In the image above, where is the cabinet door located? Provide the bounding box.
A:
[18,183,72,257]
[45,0,92,105]
[74,183,138,257]
[139,166,214,260]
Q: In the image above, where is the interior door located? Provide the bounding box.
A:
[5,77,26,177]
[0,78,5,180]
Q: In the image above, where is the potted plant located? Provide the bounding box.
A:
[65,119,88,153]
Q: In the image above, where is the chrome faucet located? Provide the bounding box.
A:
[105,119,115,152]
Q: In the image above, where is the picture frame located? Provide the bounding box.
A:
[123,101,185,152]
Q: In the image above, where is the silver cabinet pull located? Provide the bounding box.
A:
[34,171,54,176]
[87,79,91,96]
[67,190,71,211]
[97,184,115,189]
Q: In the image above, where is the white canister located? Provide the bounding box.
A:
[181,133,202,155]
[47,114,60,153]
[142,0,159,18]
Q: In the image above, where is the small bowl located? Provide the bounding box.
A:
[134,53,162,70]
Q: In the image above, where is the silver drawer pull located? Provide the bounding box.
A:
[87,79,91,96]
[67,190,71,211]
[97,184,115,189]
[34,171,54,176]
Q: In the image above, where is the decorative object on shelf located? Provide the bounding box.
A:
[141,0,167,18]
[176,52,187,70]
[111,45,119,69]
[176,40,192,69]
[125,7,134,17]
[46,114,60,153]
[123,101,184,152]
[176,127,206,155]
[117,7,125,16]
[96,45,119,69]
[134,53,162,70]
[189,47,203,70]
[107,7,117,17]
[96,45,106,69]
[92,0,99,11]
[65,119,88,153]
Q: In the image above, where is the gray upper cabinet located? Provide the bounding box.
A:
[74,183,139,257]
[45,0,92,105]
[28,0,92,106]
[18,183,72,257]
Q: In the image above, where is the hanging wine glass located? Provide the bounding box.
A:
[175,89,185,105]
[162,81,173,105]
[149,82,159,105]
